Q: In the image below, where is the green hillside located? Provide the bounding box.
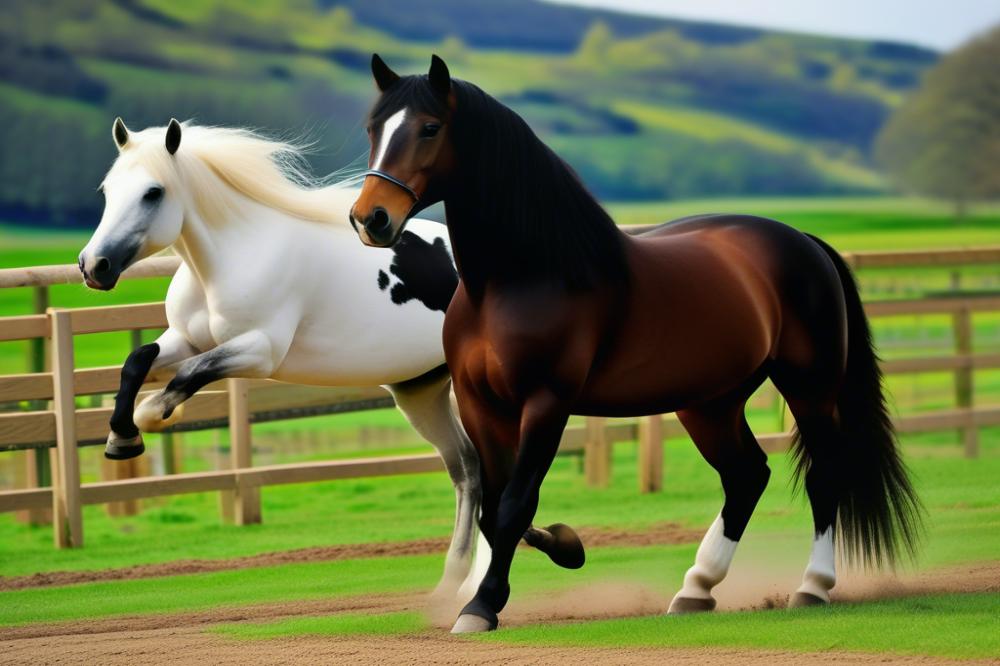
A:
[0,0,937,227]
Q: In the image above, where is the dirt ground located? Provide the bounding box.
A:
[3,628,991,666]
[1,561,997,665]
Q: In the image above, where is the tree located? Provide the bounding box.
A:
[876,26,1000,218]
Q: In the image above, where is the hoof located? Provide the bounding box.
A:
[789,591,829,608]
[451,613,497,634]
[668,595,716,614]
[542,523,586,570]
[105,432,145,460]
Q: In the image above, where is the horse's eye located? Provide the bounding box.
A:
[143,186,164,203]
[420,123,441,138]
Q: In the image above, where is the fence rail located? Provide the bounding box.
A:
[1,245,998,549]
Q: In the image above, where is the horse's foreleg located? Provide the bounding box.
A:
[452,390,568,633]
[387,368,483,602]
[106,328,197,460]
[669,403,770,614]
[133,330,276,432]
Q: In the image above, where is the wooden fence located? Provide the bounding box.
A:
[0,246,998,549]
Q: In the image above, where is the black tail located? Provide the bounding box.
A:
[795,235,923,569]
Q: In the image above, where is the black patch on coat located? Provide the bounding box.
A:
[384,231,458,313]
[377,270,390,290]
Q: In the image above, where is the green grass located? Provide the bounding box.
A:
[0,552,439,626]
[0,199,998,661]
[1,435,998,623]
[0,433,994,577]
[0,541,709,626]
[2,197,998,373]
[206,596,1000,660]
[475,594,1000,660]
[608,197,1000,251]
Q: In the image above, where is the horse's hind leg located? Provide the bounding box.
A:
[781,393,841,608]
[133,329,277,432]
[669,395,770,614]
[387,368,484,601]
[769,325,844,608]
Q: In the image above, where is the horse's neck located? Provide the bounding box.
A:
[173,198,282,289]
[442,195,496,298]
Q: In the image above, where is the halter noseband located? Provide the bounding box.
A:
[363,169,419,201]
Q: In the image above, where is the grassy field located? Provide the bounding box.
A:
[2,425,997,578]
[0,197,998,661]
[208,595,1000,659]
[2,195,997,427]
[1,436,998,658]
[1,196,999,372]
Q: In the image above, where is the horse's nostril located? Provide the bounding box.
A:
[367,207,391,234]
[95,257,111,275]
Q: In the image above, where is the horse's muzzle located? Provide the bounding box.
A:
[351,206,398,247]
[79,254,121,291]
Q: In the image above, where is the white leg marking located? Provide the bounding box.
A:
[669,514,738,609]
[796,526,836,602]
[133,392,186,432]
[458,530,491,603]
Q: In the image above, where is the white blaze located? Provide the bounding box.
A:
[371,108,409,171]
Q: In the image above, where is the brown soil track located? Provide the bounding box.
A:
[2,629,989,666]
[0,522,703,591]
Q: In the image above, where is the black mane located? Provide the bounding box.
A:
[371,76,629,295]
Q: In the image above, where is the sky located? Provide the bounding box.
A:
[549,0,1000,51]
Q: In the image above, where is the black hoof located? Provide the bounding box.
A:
[105,433,145,460]
[542,523,585,569]
[789,591,828,608]
[668,596,716,614]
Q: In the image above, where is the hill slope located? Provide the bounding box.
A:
[0,0,937,227]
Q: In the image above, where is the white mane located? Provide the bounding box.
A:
[104,122,359,227]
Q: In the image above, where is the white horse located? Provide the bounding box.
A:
[78,118,487,600]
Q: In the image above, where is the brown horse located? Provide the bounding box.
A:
[349,55,922,633]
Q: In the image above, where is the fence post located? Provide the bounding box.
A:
[49,308,83,548]
[637,414,663,493]
[21,285,52,525]
[584,417,610,487]
[228,378,261,524]
[953,307,977,457]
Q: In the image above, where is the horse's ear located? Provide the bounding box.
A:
[165,118,182,155]
[428,54,451,97]
[113,117,129,150]
[371,53,399,92]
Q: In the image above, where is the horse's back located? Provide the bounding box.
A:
[576,214,846,414]
[631,214,843,295]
